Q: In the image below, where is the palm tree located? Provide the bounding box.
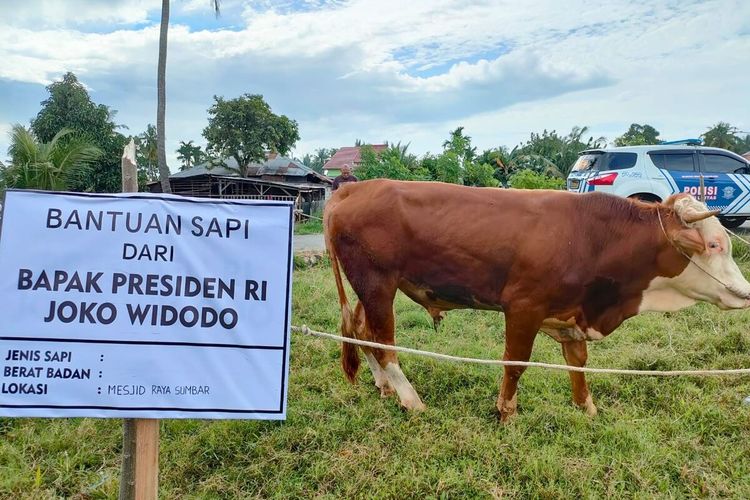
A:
[176,140,204,170]
[2,125,101,191]
[138,124,158,168]
[157,0,220,193]
[701,122,739,151]
[387,141,418,169]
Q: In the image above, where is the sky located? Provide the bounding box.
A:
[1,0,749,170]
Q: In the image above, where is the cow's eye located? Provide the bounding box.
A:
[708,241,721,250]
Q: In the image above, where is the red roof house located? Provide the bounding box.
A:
[323,144,388,177]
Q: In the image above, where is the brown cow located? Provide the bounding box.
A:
[324,179,750,420]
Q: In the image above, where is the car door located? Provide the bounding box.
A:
[647,150,700,199]
[698,151,750,215]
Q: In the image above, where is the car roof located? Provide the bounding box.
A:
[580,145,746,157]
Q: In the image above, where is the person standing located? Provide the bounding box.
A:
[332,164,358,191]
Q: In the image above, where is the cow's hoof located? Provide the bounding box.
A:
[580,395,597,417]
[497,395,517,423]
[400,397,426,412]
[379,383,395,398]
[498,406,517,423]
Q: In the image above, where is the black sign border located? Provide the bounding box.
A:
[0,190,294,417]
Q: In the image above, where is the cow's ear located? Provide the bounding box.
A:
[672,228,705,255]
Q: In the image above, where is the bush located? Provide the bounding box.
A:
[464,162,500,187]
[508,169,565,190]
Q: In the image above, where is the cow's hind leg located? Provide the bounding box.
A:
[362,279,424,411]
[348,301,394,397]
[336,236,423,411]
[497,310,542,422]
[366,296,425,411]
[561,341,597,416]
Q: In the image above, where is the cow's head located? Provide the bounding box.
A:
[649,194,750,311]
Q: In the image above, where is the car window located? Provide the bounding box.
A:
[572,152,637,172]
[607,152,638,170]
[649,153,695,171]
[572,153,602,172]
[702,153,747,173]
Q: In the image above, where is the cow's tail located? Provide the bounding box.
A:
[324,214,360,383]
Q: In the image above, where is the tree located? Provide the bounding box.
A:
[356,145,430,181]
[156,0,171,193]
[2,125,101,191]
[614,123,660,146]
[133,124,159,187]
[137,125,158,169]
[701,122,740,152]
[514,126,605,178]
[156,0,220,193]
[508,169,565,190]
[387,141,419,170]
[477,146,527,186]
[464,161,500,187]
[301,148,337,173]
[31,72,126,192]
[442,126,476,168]
[203,94,300,177]
[432,151,462,184]
[737,134,750,154]
[176,140,204,170]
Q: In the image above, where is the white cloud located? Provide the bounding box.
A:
[0,0,157,28]
[0,0,748,168]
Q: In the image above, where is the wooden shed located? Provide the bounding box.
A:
[148,155,332,215]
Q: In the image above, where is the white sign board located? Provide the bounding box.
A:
[0,190,293,419]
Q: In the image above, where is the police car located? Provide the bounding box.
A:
[566,141,750,228]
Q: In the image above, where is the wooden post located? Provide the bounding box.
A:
[119,138,160,500]
[121,138,139,193]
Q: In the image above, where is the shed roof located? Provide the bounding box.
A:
[171,155,331,183]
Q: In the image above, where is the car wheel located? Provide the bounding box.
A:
[719,217,747,230]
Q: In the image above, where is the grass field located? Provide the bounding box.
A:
[294,215,323,235]
[2,248,750,498]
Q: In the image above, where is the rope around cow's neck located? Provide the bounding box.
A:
[292,325,750,376]
[656,208,750,300]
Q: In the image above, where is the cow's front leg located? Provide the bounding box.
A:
[497,311,541,422]
[561,340,597,416]
[364,351,394,397]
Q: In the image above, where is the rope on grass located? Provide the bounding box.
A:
[292,325,750,377]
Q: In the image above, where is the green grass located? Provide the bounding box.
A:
[3,259,750,498]
[294,215,323,235]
